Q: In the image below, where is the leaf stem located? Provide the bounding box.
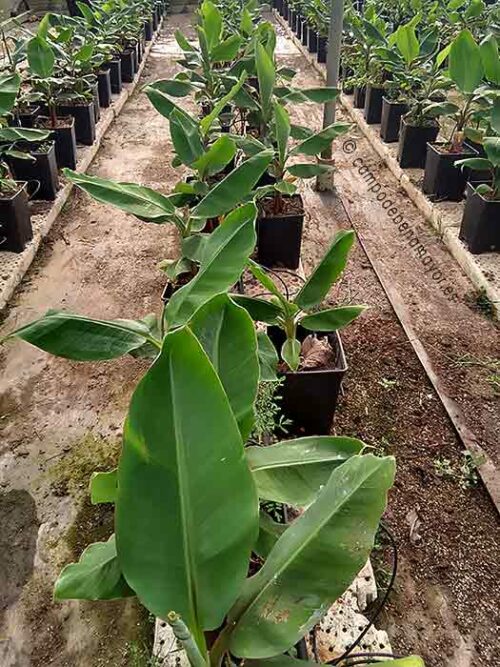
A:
[167,612,208,667]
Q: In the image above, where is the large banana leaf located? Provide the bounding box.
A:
[192,135,237,179]
[54,536,134,600]
[274,87,339,104]
[255,42,275,122]
[449,29,484,94]
[192,149,274,220]
[2,310,160,361]
[300,306,365,332]
[0,72,21,116]
[255,511,286,559]
[246,437,365,506]
[290,123,351,157]
[294,230,355,310]
[230,295,282,324]
[116,328,259,644]
[0,127,51,142]
[165,203,257,328]
[189,294,259,440]
[63,170,181,225]
[228,454,395,658]
[169,108,204,166]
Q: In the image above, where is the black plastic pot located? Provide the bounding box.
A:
[57,101,96,146]
[120,48,136,83]
[353,85,366,109]
[301,20,308,46]
[459,182,500,254]
[97,69,112,108]
[92,82,100,123]
[465,138,486,158]
[308,27,318,53]
[6,141,59,201]
[36,116,77,170]
[106,59,122,95]
[380,97,407,143]
[9,105,40,128]
[317,36,327,63]
[422,142,475,201]
[144,19,153,41]
[152,10,158,31]
[0,183,33,253]
[257,194,304,269]
[294,13,303,37]
[136,39,143,64]
[363,85,384,124]
[397,118,439,169]
[267,327,347,435]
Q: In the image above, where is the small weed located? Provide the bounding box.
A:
[125,640,162,667]
[434,450,485,489]
[452,353,500,394]
[486,373,500,395]
[249,379,290,446]
[378,377,398,390]
[372,436,392,456]
[466,288,496,319]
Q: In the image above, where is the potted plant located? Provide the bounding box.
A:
[234,230,365,434]
[27,35,78,170]
[422,29,491,201]
[456,136,500,253]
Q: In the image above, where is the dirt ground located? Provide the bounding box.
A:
[0,11,499,667]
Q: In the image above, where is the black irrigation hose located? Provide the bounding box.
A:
[327,523,398,666]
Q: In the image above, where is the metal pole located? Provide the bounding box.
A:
[316,0,345,191]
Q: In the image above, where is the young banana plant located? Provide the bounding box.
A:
[23,292,401,666]
[233,229,365,371]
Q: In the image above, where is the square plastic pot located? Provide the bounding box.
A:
[301,20,308,46]
[0,183,33,253]
[380,98,408,143]
[36,116,77,170]
[353,85,366,109]
[422,142,475,202]
[97,69,112,108]
[317,36,327,63]
[257,194,304,269]
[6,141,59,201]
[120,48,136,83]
[308,27,318,53]
[363,85,384,124]
[397,118,439,169]
[57,101,96,146]
[106,59,122,95]
[459,183,500,254]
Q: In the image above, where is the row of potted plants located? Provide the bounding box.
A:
[278,0,500,255]
[0,0,166,253]
[2,1,423,664]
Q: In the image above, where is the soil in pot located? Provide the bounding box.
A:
[36,116,77,170]
[97,69,112,108]
[6,141,59,201]
[422,142,475,202]
[397,118,439,169]
[353,85,366,109]
[459,182,500,254]
[0,182,33,253]
[57,101,96,146]
[363,85,384,124]
[267,326,347,435]
[120,49,136,84]
[257,194,304,269]
[380,98,408,143]
[317,35,328,63]
[308,27,318,54]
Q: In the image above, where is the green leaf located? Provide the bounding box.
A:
[291,123,350,157]
[165,204,257,328]
[75,43,93,62]
[148,78,201,97]
[295,231,355,310]
[484,137,500,169]
[287,163,330,178]
[170,108,204,166]
[54,536,134,600]
[247,260,284,302]
[145,86,198,126]
[274,102,290,169]
[290,124,314,140]
[454,157,492,171]
[229,295,282,324]
[254,512,286,560]
[0,127,51,143]
[90,470,117,504]
[281,338,300,371]
[300,305,365,332]
[193,136,236,180]
[245,655,425,667]
[480,35,500,85]
[0,72,21,116]
[63,170,178,224]
[27,36,55,78]
[116,328,259,635]
[492,98,500,135]
[274,87,339,104]
[200,0,223,52]
[175,29,196,52]
[449,29,484,94]
[256,41,275,122]
[228,454,395,658]
[199,73,246,136]
[192,149,273,220]
[211,35,243,62]
[256,331,279,381]
[247,436,365,506]
[3,310,159,361]
[189,294,259,440]
[395,23,419,65]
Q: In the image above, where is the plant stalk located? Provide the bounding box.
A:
[167,612,208,667]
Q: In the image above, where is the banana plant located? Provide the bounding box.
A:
[43,292,398,666]
[63,147,273,282]
[233,230,365,371]
[455,136,500,199]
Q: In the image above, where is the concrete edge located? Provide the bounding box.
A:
[274,10,500,321]
[0,17,165,313]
